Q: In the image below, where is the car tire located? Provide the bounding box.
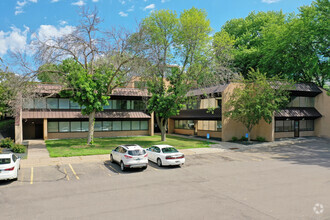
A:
[157,158,162,167]
[110,154,114,163]
[120,161,125,171]
[141,165,147,170]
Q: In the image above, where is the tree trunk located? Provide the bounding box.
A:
[87,109,96,145]
[156,115,167,142]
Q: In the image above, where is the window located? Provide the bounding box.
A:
[70,100,80,109]
[287,96,315,107]
[217,120,222,131]
[48,122,59,132]
[275,120,294,132]
[113,121,122,131]
[59,122,70,132]
[35,98,46,109]
[174,120,194,129]
[141,121,148,130]
[47,98,58,109]
[103,121,112,131]
[103,100,112,110]
[275,120,284,132]
[59,99,70,109]
[122,121,131,130]
[95,121,103,132]
[23,98,34,109]
[283,120,293,132]
[81,122,89,132]
[132,121,140,130]
[300,120,314,131]
[71,122,81,132]
[12,154,17,162]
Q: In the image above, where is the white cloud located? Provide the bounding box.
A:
[92,0,99,2]
[144,3,155,10]
[261,0,280,3]
[161,0,169,3]
[119,0,125,5]
[36,25,75,41]
[127,5,134,12]
[15,0,38,15]
[51,0,59,2]
[72,0,85,6]
[119,11,128,17]
[0,26,29,55]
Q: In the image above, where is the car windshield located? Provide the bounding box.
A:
[162,147,179,153]
[0,158,11,164]
[128,149,146,156]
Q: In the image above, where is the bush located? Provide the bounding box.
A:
[256,136,266,142]
[240,136,248,141]
[0,148,2,153]
[0,137,14,148]
[11,144,26,153]
[231,136,238,142]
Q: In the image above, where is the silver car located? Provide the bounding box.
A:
[110,145,148,171]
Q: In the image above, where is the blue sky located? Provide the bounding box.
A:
[0,0,314,59]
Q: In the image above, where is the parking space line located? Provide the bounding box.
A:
[30,167,33,185]
[150,166,158,171]
[99,164,111,176]
[68,164,80,180]
[107,164,120,175]
[63,168,70,181]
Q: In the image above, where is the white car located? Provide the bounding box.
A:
[0,153,21,181]
[110,145,148,171]
[146,145,185,167]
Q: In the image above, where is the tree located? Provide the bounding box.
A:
[138,8,213,141]
[260,0,329,87]
[224,69,292,142]
[33,8,144,144]
[220,11,286,77]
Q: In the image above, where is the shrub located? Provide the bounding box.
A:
[256,136,266,142]
[231,136,238,142]
[240,136,248,141]
[11,144,26,153]
[0,137,14,148]
[0,148,2,153]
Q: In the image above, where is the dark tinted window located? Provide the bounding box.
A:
[0,158,11,164]
[128,149,146,156]
[12,155,17,162]
[162,147,179,153]
[154,147,161,153]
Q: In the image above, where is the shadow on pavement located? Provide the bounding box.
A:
[247,137,330,168]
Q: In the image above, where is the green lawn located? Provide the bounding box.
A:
[46,135,211,157]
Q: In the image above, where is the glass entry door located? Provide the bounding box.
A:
[294,120,299,137]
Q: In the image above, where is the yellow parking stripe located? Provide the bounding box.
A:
[30,167,33,185]
[68,164,80,180]
[63,168,70,181]
[108,164,120,175]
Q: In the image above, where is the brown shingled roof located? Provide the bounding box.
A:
[275,108,322,119]
[22,110,151,119]
[33,84,149,97]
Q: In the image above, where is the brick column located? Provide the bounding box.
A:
[43,118,48,140]
[149,112,154,136]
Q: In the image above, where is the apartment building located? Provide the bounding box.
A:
[15,84,154,144]
[169,83,330,141]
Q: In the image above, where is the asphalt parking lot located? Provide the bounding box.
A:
[1,138,330,220]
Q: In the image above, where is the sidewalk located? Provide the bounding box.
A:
[20,140,226,168]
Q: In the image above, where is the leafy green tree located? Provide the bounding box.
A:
[221,11,286,77]
[139,8,213,141]
[224,69,292,142]
[260,0,329,87]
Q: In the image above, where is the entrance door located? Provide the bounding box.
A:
[294,120,299,137]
